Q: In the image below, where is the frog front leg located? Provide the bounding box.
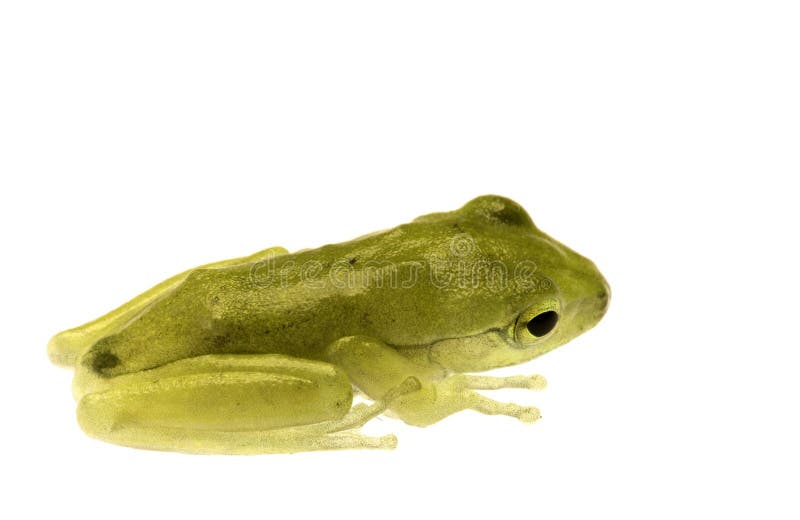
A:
[325,336,546,427]
[75,353,418,454]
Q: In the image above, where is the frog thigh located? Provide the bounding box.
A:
[76,353,402,454]
[47,246,288,367]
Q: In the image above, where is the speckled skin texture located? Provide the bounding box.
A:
[49,195,609,454]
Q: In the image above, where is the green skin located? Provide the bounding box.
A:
[48,195,610,454]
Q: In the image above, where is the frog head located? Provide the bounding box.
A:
[424,195,610,372]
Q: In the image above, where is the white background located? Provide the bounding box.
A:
[1,1,798,518]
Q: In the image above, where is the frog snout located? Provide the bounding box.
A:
[592,276,611,321]
[595,290,609,319]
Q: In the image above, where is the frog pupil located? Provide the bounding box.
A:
[527,311,559,337]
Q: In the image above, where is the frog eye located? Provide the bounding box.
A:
[526,311,559,337]
[460,195,536,229]
[514,299,561,347]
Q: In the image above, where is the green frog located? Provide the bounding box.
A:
[48,195,609,454]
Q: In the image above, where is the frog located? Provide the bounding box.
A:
[48,195,610,454]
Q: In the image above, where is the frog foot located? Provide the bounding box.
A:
[449,373,547,423]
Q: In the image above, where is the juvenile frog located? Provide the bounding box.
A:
[48,195,610,454]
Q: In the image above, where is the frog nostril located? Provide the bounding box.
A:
[595,277,610,310]
[594,289,610,318]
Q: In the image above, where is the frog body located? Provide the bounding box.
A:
[48,195,609,454]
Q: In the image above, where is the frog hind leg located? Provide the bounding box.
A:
[48,246,288,368]
[75,353,417,454]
